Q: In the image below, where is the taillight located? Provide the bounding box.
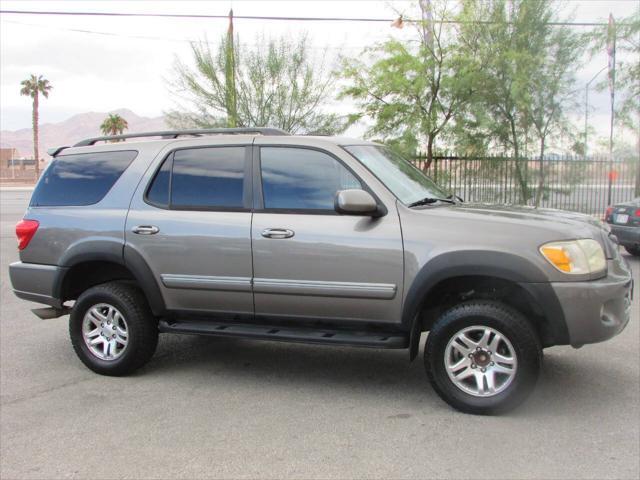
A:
[16,219,39,250]
[635,209,640,218]
[604,206,613,220]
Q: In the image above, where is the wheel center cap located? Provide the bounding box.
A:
[473,350,491,367]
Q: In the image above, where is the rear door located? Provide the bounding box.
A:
[250,144,404,326]
[125,141,254,316]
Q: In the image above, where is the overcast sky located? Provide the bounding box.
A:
[1,0,638,149]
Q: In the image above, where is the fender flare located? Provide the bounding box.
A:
[404,250,565,360]
[52,239,166,316]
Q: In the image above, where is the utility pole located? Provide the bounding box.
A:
[225,8,238,127]
[606,13,616,206]
[584,66,606,159]
[636,134,640,197]
[419,0,436,169]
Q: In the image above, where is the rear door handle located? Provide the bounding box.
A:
[261,228,294,239]
[132,225,159,235]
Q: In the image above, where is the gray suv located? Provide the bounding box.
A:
[9,128,633,414]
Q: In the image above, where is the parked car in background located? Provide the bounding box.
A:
[605,198,640,256]
[9,128,634,415]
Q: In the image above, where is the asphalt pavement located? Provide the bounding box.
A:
[1,189,638,479]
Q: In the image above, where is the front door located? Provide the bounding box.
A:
[251,145,404,326]
[125,143,254,316]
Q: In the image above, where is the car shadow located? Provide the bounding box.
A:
[138,333,637,418]
[145,333,439,405]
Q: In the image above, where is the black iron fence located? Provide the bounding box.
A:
[411,154,639,216]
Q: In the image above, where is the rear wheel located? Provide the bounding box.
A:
[70,282,158,376]
[624,245,640,257]
[425,301,541,415]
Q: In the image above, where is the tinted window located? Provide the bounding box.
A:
[261,148,361,210]
[146,155,172,207]
[171,147,245,209]
[31,150,137,206]
[344,146,447,205]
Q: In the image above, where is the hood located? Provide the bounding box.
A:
[454,203,606,230]
[410,202,610,247]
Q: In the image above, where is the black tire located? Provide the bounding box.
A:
[69,282,158,376]
[624,245,640,257]
[425,301,542,415]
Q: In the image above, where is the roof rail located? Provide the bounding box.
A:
[73,127,290,147]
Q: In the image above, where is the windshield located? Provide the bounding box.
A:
[344,145,448,205]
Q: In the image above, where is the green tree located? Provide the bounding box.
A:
[458,0,581,204]
[589,12,639,132]
[340,0,474,167]
[167,35,345,134]
[588,12,639,196]
[19,74,52,178]
[529,21,585,206]
[100,113,129,139]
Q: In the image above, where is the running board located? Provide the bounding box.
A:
[158,320,408,349]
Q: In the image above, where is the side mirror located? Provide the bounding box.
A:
[334,189,381,217]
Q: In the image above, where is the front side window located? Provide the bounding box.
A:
[146,147,246,209]
[260,147,361,210]
[31,150,137,206]
[344,145,447,205]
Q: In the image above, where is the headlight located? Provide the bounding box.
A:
[539,239,606,275]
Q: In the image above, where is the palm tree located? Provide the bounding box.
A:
[20,74,52,178]
[100,113,129,140]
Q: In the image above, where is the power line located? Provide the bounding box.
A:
[0,9,623,27]
[0,19,376,50]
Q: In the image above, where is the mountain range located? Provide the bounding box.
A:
[0,109,167,158]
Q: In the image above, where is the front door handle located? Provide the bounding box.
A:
[261,228,294,239]
[132,225,159,235]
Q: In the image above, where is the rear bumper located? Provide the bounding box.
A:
[9,262,65,308]
[551,258,633,347]
[610,224,640,248]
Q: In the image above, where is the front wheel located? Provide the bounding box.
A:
[425,301,542,415]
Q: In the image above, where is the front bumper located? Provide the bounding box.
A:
[551,258,633,347]
[9,262,65,308]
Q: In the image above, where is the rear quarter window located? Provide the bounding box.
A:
[30,150,138,206]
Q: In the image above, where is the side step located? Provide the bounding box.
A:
[158,320,408,349]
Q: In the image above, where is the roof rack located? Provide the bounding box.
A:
[73,127,290,147]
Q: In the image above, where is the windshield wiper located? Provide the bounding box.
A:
[408,196,456,208]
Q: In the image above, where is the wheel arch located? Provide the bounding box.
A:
[53,241,166,316]
[404,251,568,361]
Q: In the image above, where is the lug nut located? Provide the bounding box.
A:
[101,323,104,327]
[468,353,473,358]
[490,361,494,366]
[471,364,476,369]
[481,367,486,372]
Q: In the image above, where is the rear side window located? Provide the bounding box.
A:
[30,151,137,206]
[146,147,246,209]
[146,155,172,206]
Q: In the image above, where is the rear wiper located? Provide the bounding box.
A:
[408,196,456,208]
